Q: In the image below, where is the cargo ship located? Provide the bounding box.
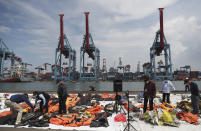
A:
[0,64,35,82]
[0,77,21,82]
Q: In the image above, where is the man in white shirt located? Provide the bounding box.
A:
[161,77,175,103]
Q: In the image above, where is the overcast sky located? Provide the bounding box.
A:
[0,0,201,72]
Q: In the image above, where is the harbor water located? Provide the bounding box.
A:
[0,81,201,92]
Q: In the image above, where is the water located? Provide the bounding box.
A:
[0,81,201,92]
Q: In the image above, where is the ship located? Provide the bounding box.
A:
[0,77,21,82]
[0,64,35,82]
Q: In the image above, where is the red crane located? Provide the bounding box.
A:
[159,8,164,53]
[85,12,90,52]
[59,14,64,54]
[84,12,94,59]
[155,8,165,55]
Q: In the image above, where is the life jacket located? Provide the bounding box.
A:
[86,105,104,114]
[66,96,80,109]
[48,103,59,114]
[160,103,175,112]
[49,114,76,125]
[20,103,29,108]
[101,93,110,99]
[110,94,116,99]
[64,123,78,127]
[0,111,12,117]
[177,112,199,125]
[23,106,31,112]
[48,100,54,106]
[20,103,32,112]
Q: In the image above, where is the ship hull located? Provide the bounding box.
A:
[0,78,21,82]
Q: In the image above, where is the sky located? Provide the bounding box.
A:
[0,0,201,72]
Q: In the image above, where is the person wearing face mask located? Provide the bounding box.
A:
[143,76,156,113]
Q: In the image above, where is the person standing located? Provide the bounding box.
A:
[33,91,50,113]
[184,78,190,92]
[184,78,200,114]
[161,77,175,103]
[5,94,34,127]
[57,80,68,114]
[143,76,156,113]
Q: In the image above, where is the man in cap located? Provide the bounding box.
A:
[184,78,200,114]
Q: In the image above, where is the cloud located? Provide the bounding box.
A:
[162,16,201,70]
[0,25,11,33]
[90,0,178,23]
[94,14,201,71]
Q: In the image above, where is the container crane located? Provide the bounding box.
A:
[54,14,76,81]
[80,12,100,80]
[150,8,173,80]
[23,63,32,68]
[43,63,51,71]
[101,58,107,80]
[35,66,44,78]
[0,38,15,77]
[143,62,151,76]
[117,57,125,72]
[102,58,107,73]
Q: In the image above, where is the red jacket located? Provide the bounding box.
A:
[144,80,156,98]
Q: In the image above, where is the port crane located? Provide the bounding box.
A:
[54,14,76,81]
[80,12,100,80]
[35,66,44,78]
[150,8,173,80]
[43,63,51,71]
[143,62,151,76]
[0,38,15,76]
[101,58,107,80]
[0,38,25,78]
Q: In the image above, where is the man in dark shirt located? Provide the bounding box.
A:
[5,94,34,126]
[184,79,200,114]
[57,80,68,114]
[143,76,156,113]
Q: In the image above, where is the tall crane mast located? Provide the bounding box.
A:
[54,14,76,81]
[80,12,100,80]
[150,8,173,80]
